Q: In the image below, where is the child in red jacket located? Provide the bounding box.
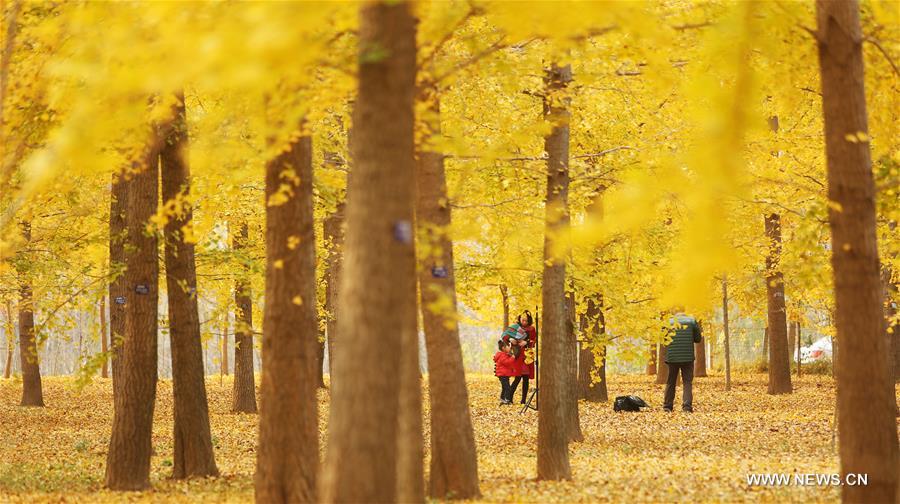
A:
[494,339,516,405]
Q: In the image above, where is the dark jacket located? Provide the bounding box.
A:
[665,314,702,363]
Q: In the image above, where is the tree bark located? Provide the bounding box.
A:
[232,222,257,413]
[694,336,707,377]
[160,96,219,479]
[100,295,108,378]
[255,131,319,503]
[815,1,899,499]
[655,344,669,385]
[414,92,480,500]
[578,296,607,402]
[536,63,573,481]
[323,203,345,379]
[647,343,656,375]
[723,278,732,391]
[221,317,229,377]
[320,4,418,501]
[109,171,127,399]
[105,142,161,491]
[764,214,792,394]
[16,221,43,406]
[3,301,13,379]
[563,288,583,442]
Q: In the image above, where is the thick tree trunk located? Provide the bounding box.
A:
[723,278,732,391]
[563,289,583,442]
[320,4,418,501]
[16,221,43,406]
[655,344,668,385]
[536,63,573,481]
[647,343,656,375]
[694,337,707,377]
[323,203,345,379]
[16,222,43,405]
[255,132,319,503]
[109,171,127,398]
[765,117,790,393]
[232,222,257,413]
[161,96,219,479]
[815,1,899,499]
[578,296,607,402]
[765,214,792,394]
[100,295,108,378]
[415,93,480,500]
[105,143,160,491]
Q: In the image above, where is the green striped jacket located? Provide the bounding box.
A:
[665,314,702,364]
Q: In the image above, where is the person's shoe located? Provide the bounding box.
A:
[682,406,693,413]
[663,407,673,412]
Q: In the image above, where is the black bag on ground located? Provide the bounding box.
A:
[613,395,648,412]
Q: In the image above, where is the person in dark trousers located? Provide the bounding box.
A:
[494,339,516,405]
[662,309,702,412]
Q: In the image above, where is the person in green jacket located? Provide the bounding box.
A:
[662,309,702,412]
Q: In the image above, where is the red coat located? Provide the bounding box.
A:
[493,351,517,377]
[521,325,537,379]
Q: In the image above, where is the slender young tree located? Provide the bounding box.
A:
[764,213,792,394]
[3,302,14,379]
[109,171,127,397]
[655,344,669,385]
[646,343,656,375]
[815,0,899,499]
[564,288,583,442]
[536,63,573,481]
[723,278,732,391]
[16,220,43,406]
[255,130,319,503]
[160,95,218,479]
[415,89,480,500]
[694,334,707,377]
[232,221,257,413]
[320,2,418,501]
[105,140,161,491]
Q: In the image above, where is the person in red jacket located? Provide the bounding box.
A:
[494,339,517,405]
[509,311,537,404]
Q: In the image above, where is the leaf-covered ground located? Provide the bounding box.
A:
[1,372,893,502]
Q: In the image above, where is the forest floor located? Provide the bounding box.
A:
[1,372,892,503]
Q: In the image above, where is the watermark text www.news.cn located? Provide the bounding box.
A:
[746,473,868,487]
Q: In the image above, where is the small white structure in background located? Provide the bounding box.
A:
[800,337,833,364]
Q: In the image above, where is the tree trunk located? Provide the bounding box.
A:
[723,278,732,392]
[323,202,345,379]
[105,142,161,491]
[109,171,127,399]
[100,295,108,378]
[396,306,423,504]
[161,96,219,479]
[16,221,43,407]
[578,296,607,402]
[255,130,319,503]
[655,344,669,385]
[563,288,583,442]
[694,335,707,377]
[647,343,656,375]
[232,222,257,413]
[3,301,13,379]
[536,63,573,481]
[414,92,480,500]
[765,214,792,394]
[500,284,510,329]
[795,321,802,378]
[320,4,418,501]
[815,1,899,498]
[221,317,229,377]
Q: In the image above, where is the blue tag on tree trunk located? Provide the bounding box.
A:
[114,296,126,305]
[135,284,149,295]
[431,265,448,278]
